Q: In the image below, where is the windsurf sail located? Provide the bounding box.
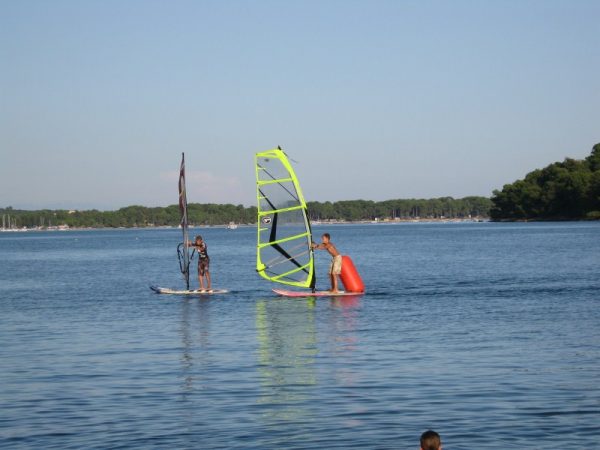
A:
[177,152,192,290]
[255,147,315,290]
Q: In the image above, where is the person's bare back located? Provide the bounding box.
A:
[322,241,339,257]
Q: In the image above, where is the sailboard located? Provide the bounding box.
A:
[150,286,228,295]
[255,147,316,292]
[272,288,360,298]
[151,153,227,296]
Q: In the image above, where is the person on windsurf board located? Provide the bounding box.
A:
[189,235,211,292]
[311,233,342,293]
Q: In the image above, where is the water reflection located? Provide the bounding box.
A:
[328,296,361,357]
[255,298,318,421]
[329,295,362,310]
[324,296,362,395]
[179,298,212,398]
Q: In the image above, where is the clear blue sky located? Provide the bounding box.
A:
[1,0,598,210]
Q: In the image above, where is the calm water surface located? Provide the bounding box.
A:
[1,222,599,449]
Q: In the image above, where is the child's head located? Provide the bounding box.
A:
[321,233,331,243]
[195,235,203,243]
[420,430,441,450]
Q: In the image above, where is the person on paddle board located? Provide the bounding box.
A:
[189,235,211,292]
[311,233,342,293]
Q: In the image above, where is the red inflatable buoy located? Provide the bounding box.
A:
[339,255,365,293]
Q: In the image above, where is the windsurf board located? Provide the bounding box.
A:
[151,286,228,295]
[272,288,364,298]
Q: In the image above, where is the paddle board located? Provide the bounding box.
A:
[150,286,228,295]
[272,288,364,298]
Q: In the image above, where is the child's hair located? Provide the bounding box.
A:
[322,233,331,239]
[420,430,441,450]
[195,235,203,241]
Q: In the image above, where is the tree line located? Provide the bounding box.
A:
[0,204,257,229]
[307,197,492,221]
[1,196,492,229]
[490,143,600,220]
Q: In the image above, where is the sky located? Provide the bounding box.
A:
[1,0,599,210]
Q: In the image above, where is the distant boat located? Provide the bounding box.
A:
[227,221,238,230]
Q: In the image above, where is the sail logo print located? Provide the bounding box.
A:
[262,216,272,224]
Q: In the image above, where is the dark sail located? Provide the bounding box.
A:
[177,153,191,290]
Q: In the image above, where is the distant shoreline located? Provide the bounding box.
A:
[7,216,600,233]
[1,197,493,229]
[1,217,493,233]
[7,218,600,233]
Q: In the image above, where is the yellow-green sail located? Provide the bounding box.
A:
[255,148,315,289]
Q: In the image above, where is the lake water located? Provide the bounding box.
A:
[1,222,599,449]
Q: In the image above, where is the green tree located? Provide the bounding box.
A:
[491,143,600,220]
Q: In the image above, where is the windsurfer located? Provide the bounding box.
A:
[189,235,211,292]
[311,233,342,293]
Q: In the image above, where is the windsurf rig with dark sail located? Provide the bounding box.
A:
[176,152,193,290]
[255,147,316,290]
